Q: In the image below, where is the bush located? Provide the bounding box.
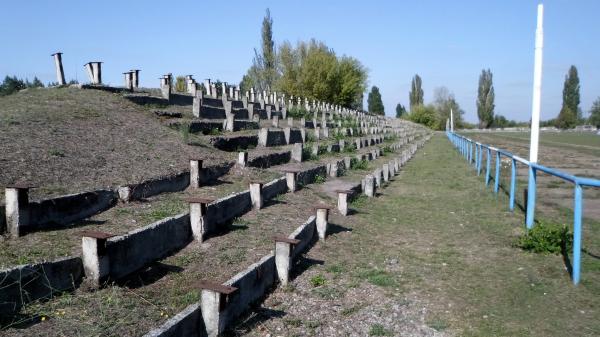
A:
[175,76,187,92]
[408,104,438,129]
[351,158,369,170]
[309,274,326,287]
[517,222,572,254]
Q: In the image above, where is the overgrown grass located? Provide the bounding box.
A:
[369,324,392,336]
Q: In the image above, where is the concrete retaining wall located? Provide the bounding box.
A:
[106,213,192,280]
[143,303,204,337]
[120,172,190,201]
[0,204,5,233]
[25,189,118,232]
[121,163,232,202]
[284,128,303,144]
[297,165,327,186]
[262,177,287,200]
[221,254,276,328]
[210,135,258,151]
[0,256,83,316]
[257,128,286,147]
[290,216,316,259]
[199,106,225,119]
[247,151,291,169]
[204,191,251,235]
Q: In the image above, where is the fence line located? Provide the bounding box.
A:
[446,131,600,285]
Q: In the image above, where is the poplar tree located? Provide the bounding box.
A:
[409,74,424,110]
[477,69,495,128]
[556,65,580,129]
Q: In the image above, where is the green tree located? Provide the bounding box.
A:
[589,97,600,127]
[395,103,406,118]
[408,104,437,129]
[556,65,580,129]
[31,77,44,88]
[367,86,384,115]
[274,39,367,108]
[556,106,577,129]
[261,8,277,90]
[433,86,464,130]
[477,69,495,128]
[409,74,424,110]
[0,76,27,96]
[241,9,279,92]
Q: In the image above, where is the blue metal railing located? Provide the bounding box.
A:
[447,131,600,285]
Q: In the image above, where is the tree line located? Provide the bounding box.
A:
[392,64,600,130]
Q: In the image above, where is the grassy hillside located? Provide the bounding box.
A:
[0,87,230,199]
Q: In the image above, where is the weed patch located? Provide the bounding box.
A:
[517,221,572,254]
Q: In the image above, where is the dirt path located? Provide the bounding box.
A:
[233,134,600,337]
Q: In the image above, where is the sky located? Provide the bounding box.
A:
[1,0,599,123]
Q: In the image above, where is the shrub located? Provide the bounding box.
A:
[351,158,369,170]
[314,174,326,184]
[517,222,572,254]
[309,274,326,287]
[175,76,187,92]
[369,324,392,336]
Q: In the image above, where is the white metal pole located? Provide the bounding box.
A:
[526,3,544,229]
[529,3,544,163]
[450,108,454,132]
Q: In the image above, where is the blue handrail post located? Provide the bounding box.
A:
[474,144,479,168]
[526,166,537,229]
[494,151,501,193]
[470,142,474,164]
[477,144,482,175]
[572,183,583,285]
[485,148,491,186]
[510,158,516,211]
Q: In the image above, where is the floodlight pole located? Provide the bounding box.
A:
[526,3,544,229]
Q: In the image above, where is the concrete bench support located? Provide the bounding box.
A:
[238,151,248,167]
[314,205,332,240]
[51,52,66,85]
[364,174,376,197]
[199,281,238,337]
[382,164,390,182]
[374,169,382,187]
[5,184,34,237]
[81,230,115,287]
[274,236,300,286]
[335,190,352,216]
[190,159,203,188]
[283,170,298,192]
[291,143,303,162]
[187,198,212,242]
[249,182,263,210]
